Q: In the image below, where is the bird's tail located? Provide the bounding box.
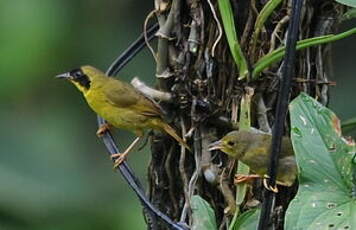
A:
[161,123,191,151]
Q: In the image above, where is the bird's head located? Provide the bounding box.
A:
[55,65,105,93]
[208,130,254,159]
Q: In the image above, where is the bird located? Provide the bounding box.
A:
[56,65,190,166]
[208,128,297,192]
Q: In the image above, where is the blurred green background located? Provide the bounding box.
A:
[0,1,354,229]
[0,1,155,229]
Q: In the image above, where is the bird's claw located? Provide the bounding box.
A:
[96,123,111,137]
[262,175,279,193]
[112,153,128,169]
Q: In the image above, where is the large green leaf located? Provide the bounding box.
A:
[286,93,356,230]
[335,0,356,8]
[191,195,217,230]
[231,208,260,230]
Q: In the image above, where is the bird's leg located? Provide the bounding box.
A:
[234,174,279,192]
[112,137,141,168]
[96,123,112,137]
[262,175,279,193]
[137,132,151,151]
[234,174,262,184]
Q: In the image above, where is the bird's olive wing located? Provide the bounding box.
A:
[104,78,162,117]
[281,136,294,157]
[259,133,294,157]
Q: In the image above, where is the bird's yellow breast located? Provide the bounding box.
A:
[83,87,157,133]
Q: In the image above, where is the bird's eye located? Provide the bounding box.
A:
[74,71,83,78]
[70,69,84,78]
[227,141,234,146]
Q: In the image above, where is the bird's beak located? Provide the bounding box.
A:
[208,140,222,151]
[55,72,71,79]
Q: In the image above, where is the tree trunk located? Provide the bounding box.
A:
[147,0,345,229]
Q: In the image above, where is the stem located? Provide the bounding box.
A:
[257,0,303,229]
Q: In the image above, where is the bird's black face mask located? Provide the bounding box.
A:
[56,68,91,93]
[69,69,91,89]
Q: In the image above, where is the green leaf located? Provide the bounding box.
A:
[250,0,283,56]
[286,93,356,230]
[335,0,356,8]
[231,208,260,230]
[218,0,249,79]
[229,90,253,229]
[191,195,217,230]
[341,8,356,21]
[252,28,356,79]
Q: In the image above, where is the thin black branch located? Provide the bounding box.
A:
[96,23,187,230]
[97,119,186,230]
[258,0,303,229]
[107,23,159,76]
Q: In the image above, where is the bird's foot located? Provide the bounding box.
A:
[234,174,261,184]
[262,175,279,193]
[112,153,128,169]
[110,137,141,169]
[96,123,112,137]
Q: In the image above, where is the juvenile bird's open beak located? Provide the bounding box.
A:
[208,140,223,151]
[55,72,71,79]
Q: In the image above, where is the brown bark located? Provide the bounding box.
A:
[148,0,345,229]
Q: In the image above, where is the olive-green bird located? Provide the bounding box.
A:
[56,65,190,166]
[209,128,297,190]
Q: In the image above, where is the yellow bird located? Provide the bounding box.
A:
[209,128,297,191]
[56,65,190,166]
